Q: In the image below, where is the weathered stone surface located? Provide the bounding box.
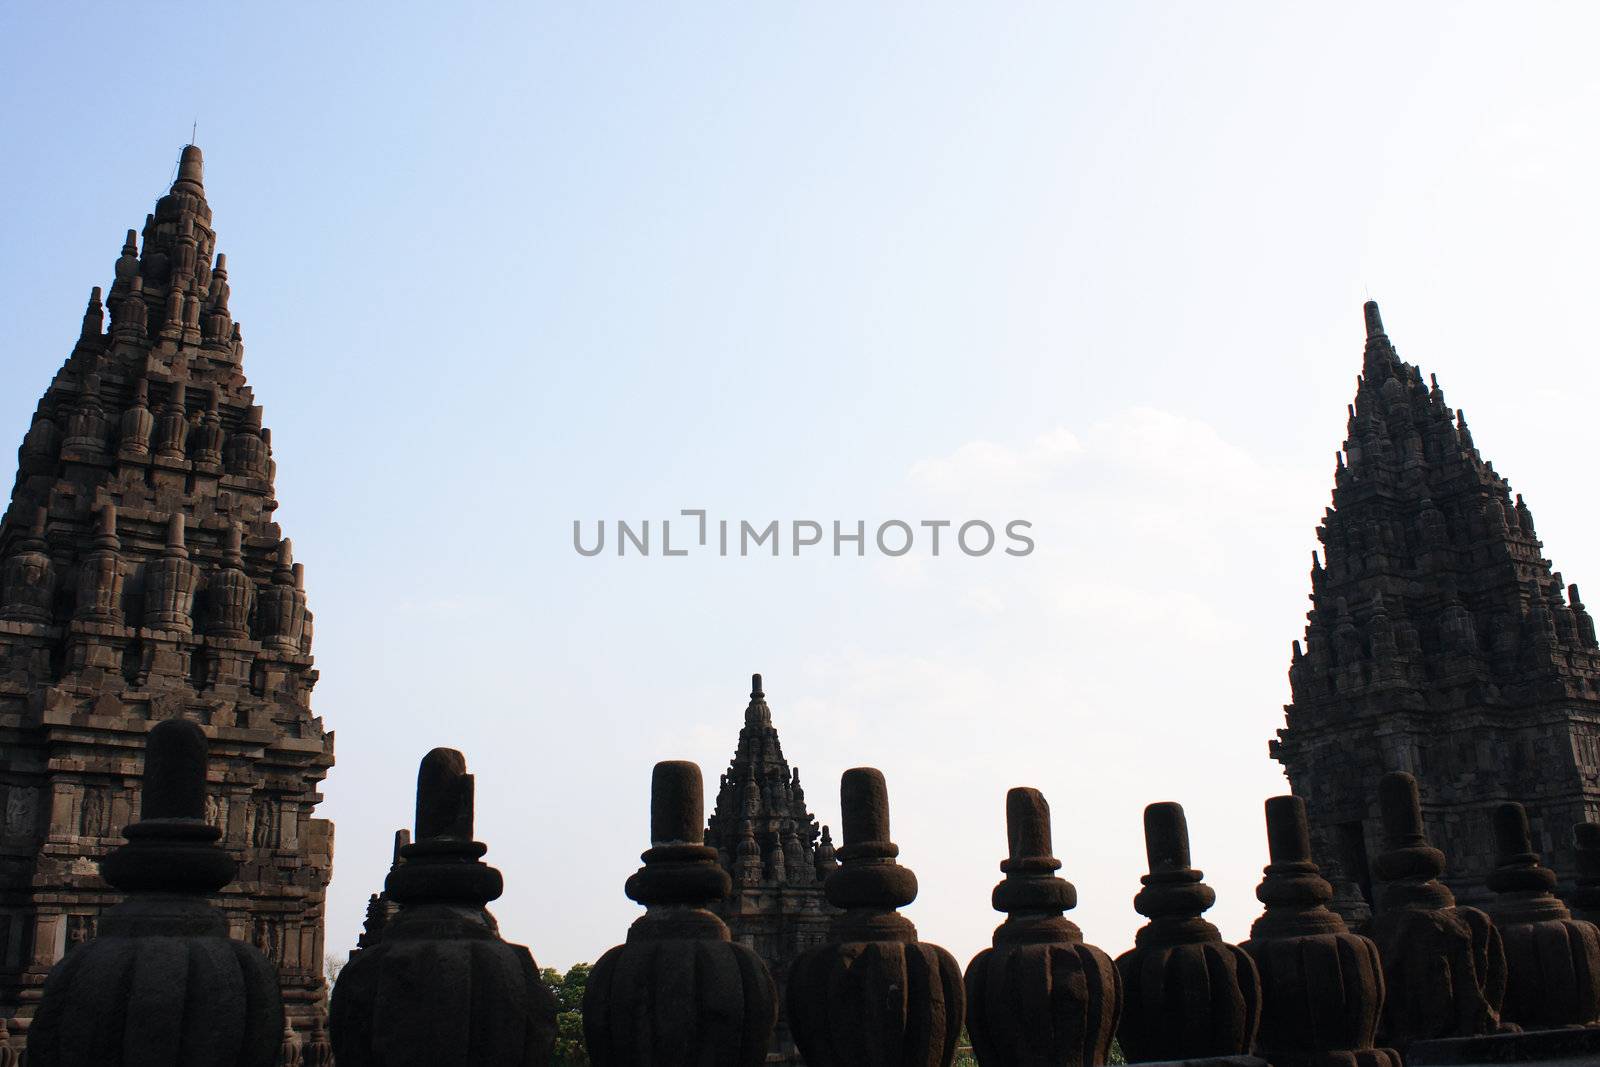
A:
[26,718,283,1066]
[967,786,1122,1066]
[1359,772,1505,1044]
[788,768,963,1067]
[329,748,555,1066]
[705,674,835,1062]
[1485,801,1600,1028]
[0,144,334,1045]
[1272,301,1600,923]
[585,760,777,1065]
[1116,801,1259,1062]
[1242,796,1399,1067]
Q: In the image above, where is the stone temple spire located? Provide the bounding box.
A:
[0,145,335,1053]
[1272,300,1600,922]
[706,674,835,1064]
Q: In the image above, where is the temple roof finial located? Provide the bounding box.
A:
[1363,300,1384,338]
[173,144,205,196]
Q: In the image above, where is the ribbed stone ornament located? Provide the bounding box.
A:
[26,718,284,1066]
[1115,801,1259,1061]
[1485,801,1600,1028]
[1,508,55,622]
[585,760,777,1065]
[788,768,964,1067]
[965,787,1121,1065]
[1358,773,1505,1044]
[329,748,556,1066]
[1242,796,1399,1067]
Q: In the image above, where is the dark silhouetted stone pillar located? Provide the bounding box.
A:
[1358,772,1505,1044]
[585,760,777,1065]
[1569,820,1600,926]
[329,748,556,1066]
[1116,801,1259,1061]
[1242,796,1399,1067]
[1485,801,1600,1028]
[966,787,1121,1065]
[27,718,284,1066]
[787,768,963,1067]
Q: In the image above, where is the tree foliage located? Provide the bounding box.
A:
[540,963,591,1065]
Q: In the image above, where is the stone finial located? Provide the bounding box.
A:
[1,507,55,623]
[787,768,963,1067]
[173,144,206,196]
[1486,802,1600,1027]
[967,787,1121,1065]
[142,513,199,633]
[78,287,103,344]
[585,761,777,1065]
[813,824,838,881]
[27,719,283,1066]
[1569,821,1600,925]
[1242,796,1399,1067]
[119,377,154,456]
[744,672,771,727]
[207,522,254,639]
[260,539,308,653]
[1359,773,1505,1043]
[1116,802,1260,1060]
[1365,300,1385,339]
[329,749,556,1066]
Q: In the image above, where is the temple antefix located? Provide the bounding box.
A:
[706,675,837,1064]
[0,145,334,1047]
[1273,301,1600,923]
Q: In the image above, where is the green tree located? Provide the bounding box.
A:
[540,963,591,1065]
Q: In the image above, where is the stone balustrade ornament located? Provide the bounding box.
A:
[966,786,1121,1066]
[1359,772,1505,1044]
[329,748,556,1066]
[1116,801,1260,1061]
[1568,820,1600,925]
[1485,801,1600,1028]
[27,718,284,1066]
[584,760,777,1065]
[1242,796,1399,1067]
[74,504,123,623]
[788,768,964,1067]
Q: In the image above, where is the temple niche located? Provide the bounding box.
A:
[706,675,838,1064]
[0,145,335,1047]
[1273,301,1600,923]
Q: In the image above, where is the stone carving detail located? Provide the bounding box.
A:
[1116,801,1259,1060]
[354,829,409,954]
[585,760,777,1065]
[787,768,963,1067]
[27,719,284,1066]
[329,748,556,1065]
[227,406,269,477]
[154,381,189,462]
[1,509,54,623]
[1485,801,1600,1028]
[967,786,1121,1066]
[1274,301,1600,920]
[1242,796,1399,1067]
[117,378,154,456]
[1359,772,1505,1043]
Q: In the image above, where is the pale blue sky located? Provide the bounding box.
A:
[4,3,1599,969]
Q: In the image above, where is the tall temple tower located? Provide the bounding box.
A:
[707,675,837,1063]
[0,146,335,1043]
[1272,301,1600,922]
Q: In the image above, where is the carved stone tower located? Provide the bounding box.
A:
[706,675,836,1063]
[0,146,335,1045]
[1272,301,1600,923]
